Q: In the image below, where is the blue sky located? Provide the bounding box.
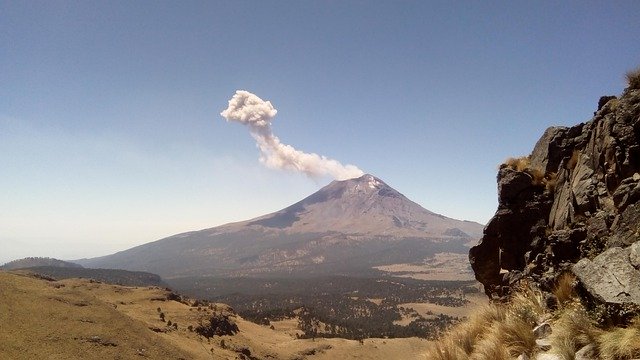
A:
[1,1,639,264]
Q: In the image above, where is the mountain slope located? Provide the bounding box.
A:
[0,271,431,360]
[247,174,482,237]
[77,174,483,278]
[1,257,83,270]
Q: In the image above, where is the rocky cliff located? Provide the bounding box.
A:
[470,77,640,320]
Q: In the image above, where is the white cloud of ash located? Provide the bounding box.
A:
[221,90,364,180]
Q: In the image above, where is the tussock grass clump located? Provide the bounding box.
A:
[504,156,531,172]
[502,156,557,192]
[597,316,640,360]
[469,335,512,360]
[428,342,469,360]
[499,316,537,356]
[441,303,506,355]
[426,280,640,360]
[626,66,640,90]
[508,282,546,325]
[549,305,600,358]
[553,273,577,307]
[425,283,543,359]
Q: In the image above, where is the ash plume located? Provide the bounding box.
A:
[221,90,364,180]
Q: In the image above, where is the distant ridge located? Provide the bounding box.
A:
[15,266,165,287]
[77,174,484,278]
[1,257,83,270]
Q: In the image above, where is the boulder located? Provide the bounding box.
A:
[572,246,640,305]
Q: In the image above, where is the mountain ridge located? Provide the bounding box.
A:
[76,174,483,279]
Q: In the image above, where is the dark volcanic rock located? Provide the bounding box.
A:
[470,83,640,306]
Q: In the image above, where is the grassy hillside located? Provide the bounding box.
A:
[19,266,165,287]
[0,271,191,359]
[0,271,433,360]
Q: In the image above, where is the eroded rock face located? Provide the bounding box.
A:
[573,247,640,305]
[470,87,640,305]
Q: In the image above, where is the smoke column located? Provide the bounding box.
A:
[221,90,364,180]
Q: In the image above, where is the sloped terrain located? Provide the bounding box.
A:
[1,257,83,270]
[76,174,483,279]
[16,266,166,287]
[0,271,433,360]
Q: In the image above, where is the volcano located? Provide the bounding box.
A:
[76,174,483,278]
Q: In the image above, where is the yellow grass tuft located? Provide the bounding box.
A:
[626,66,640,90]
[425,283,543,360]
[427,278,640,360]
[508,282,546,325]
[550,305,600,358]
[428,341,470,360]
[499,316,537,356]
[503,156,557,191]
[424,303,507,359]
[469,334,512,360]
[553,273,577,307]
[504,156,531,172]
[597,317,640,360]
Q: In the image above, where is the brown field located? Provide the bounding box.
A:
[400,293,489,319]
[0,271,436,359]
[373,252,475,281]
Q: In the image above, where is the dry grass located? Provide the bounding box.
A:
[428,342,470,360]
[503,156,556,191]
[597,316,640,360]
[553,273,577,307]
[1,271,434,360]
[426,280,640,360]
[427,278,639,360]
[499,316,537,356]
[425,283,544,359]
[626,66,640,90]
[508,282,546,325]
[0,272,196,360]
[469,335,511,360]
[425,303,506,358]
[550,305,600,358]
[551,335,576,360]
[504,156,531,172]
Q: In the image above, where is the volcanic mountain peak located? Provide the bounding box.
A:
[76,173,484,278]
[245,174,481,238]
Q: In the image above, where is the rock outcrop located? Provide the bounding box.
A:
[470,82,640,316]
